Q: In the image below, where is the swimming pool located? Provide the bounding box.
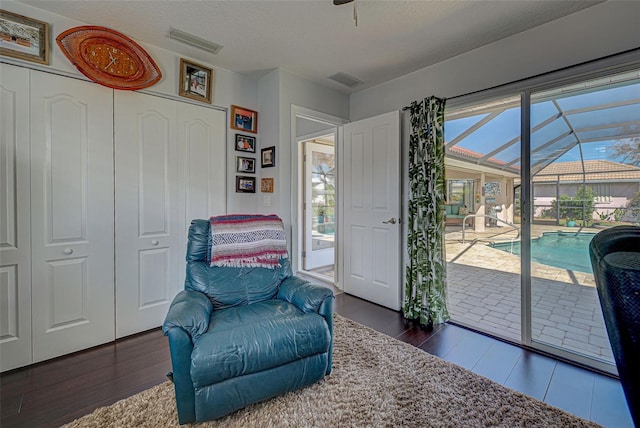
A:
[490,231,596,273]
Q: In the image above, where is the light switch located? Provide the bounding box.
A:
[263,196,271,207]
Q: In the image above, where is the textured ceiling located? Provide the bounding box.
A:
[22,0,603,93]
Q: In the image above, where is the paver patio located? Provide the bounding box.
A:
[445,224,614,364]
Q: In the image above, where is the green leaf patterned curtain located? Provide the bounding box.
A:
[404,96,450,329]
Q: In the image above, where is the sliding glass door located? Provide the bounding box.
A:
[527,70,639,368]
[445,94,522,343]
[445,65,639,373]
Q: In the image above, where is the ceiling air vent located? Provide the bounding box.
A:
[169,27,223,55]
[329,72,364,89]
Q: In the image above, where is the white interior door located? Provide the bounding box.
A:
[0,64,32,371]
[342,111,401,310]
[177,102,227,286]
[30,71,115,362]
[304,141,335,270]
[115,91,178,338]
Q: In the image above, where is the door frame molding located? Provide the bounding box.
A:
[290,105,348,287]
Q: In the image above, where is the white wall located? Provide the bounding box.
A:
[9,0,637,259]
[350,1,640,121]
[2,0,259,218]
[296,117,336,138]
[2,2,349,247]
[348,0,640,304]
[254,69,280,215]
[257,69,349,242]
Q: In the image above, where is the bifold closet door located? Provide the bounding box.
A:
[114,91,179,338]
[0,64,32,371]
[30,71,115,363]
[177,102,227,286]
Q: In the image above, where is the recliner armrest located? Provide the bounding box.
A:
[278,276,334,313]
[278,275,335,375]
[162,290,213,341]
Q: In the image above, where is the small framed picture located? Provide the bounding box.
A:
[235,134,256,153]
[179,58,213,103]
[236,176,256,193]
[261,146,276,168]
[236,156,255,173]
[0,10,50,64]
[231,105,258,134]
[261,178,274,193]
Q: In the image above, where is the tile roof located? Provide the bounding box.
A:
[533,160,640,182]
[447,145,519,170]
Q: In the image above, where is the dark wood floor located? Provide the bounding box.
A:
[1,293,633,427]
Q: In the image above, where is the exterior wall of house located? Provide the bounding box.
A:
[533,182,640,220]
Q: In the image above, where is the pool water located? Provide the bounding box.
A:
[490,232,596,273]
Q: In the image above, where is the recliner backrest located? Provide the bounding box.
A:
[184,219,293,309]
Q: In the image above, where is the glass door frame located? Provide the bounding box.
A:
[447,50,640,375]
[290,104,348,288]
[303,139,336,271]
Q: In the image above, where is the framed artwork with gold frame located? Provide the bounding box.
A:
[0,10,49,64]
[261,178,274,193]
[179,58,213,103]
[231,105,258,134]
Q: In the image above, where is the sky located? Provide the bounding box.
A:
[444,80,639,168]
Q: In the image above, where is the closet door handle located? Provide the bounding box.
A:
[63,248,74,255]
[151,240,159,246]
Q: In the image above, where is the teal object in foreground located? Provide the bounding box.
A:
[163,219,334,424]
[491,231,595,274]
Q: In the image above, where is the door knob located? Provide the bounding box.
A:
[63,248,74,255]
[382,218,397,224]
[151,240,159,246]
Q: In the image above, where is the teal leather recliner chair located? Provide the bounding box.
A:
[162,218,334,424]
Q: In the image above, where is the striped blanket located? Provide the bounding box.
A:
[209,214,288,268]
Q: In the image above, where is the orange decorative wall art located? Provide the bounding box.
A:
[56,26,162,90]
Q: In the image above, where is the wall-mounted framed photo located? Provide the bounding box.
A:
[236,156,255,174]
[179,58,213,103]
[235,133,256,153]
[261,178,274,193]
[0,10,50,64]
[261,146,276,168]
[231,105,258,133]
[236,176,256,193]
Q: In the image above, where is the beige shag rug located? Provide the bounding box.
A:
[64,315,599,428]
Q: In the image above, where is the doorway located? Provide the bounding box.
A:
[291,106,402,311]
[302,136,336,281]
[291,105,348,288]
[444,66,639,374]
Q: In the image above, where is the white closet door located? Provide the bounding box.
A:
[114,91,178,338]
[0,64,32,371]
[30,71,115,363]
[177,102,226,286]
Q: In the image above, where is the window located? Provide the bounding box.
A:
[444,62,640,374]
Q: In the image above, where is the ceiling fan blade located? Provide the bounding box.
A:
[333,0,354,5]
